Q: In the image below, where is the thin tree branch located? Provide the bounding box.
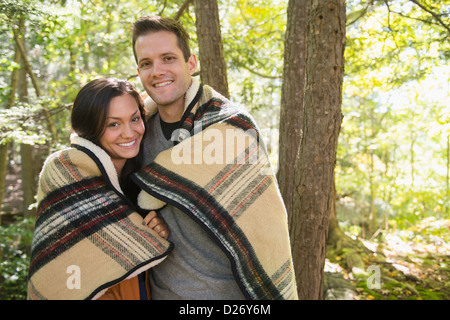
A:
[158,0,168,16]
[409,0,450,35]
[238,65,281,80]
[174,0,193,21]
[346,0,375,26]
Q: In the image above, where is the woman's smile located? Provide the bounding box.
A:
[117,139,138,147]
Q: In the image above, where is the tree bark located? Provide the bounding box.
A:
[327,179,356,250]
[278,0,308,222]
[13,29,58,142]
[447,135,449,205]
[279,0,346,300]
[0,22,22,218]
[194,0,230,99]
[0,144,8,221]
[16,26,37,218]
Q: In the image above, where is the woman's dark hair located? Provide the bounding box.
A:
[71,78,144,145]
[71,77,146,202]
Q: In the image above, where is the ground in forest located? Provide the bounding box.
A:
[324,218,450,300]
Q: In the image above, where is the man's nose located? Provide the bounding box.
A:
[152,60,166,77]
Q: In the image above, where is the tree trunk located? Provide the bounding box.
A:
[0,23,22,218]
[16,28,36,218]
[13,28,58,142]
[447,135,449,209]
[20,143,35,218]
[278,0,308,219]
[410,128,415,187]
[327,179,356,251]
[280,0,346,300]
[193,0,230,99]
[0,144,8,221]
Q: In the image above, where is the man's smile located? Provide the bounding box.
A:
[154,80,174,88]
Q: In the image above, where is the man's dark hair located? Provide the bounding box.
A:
[132,16,191,64]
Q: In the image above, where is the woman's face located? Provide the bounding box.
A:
[99,94,145,173]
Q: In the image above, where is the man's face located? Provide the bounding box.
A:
[135,30,197,113]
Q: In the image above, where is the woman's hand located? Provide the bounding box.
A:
[142,211,170,239]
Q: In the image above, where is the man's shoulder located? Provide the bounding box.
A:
[201,85,246,114]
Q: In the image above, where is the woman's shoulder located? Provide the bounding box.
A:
[36,146,102,203]
[39,146,101,182]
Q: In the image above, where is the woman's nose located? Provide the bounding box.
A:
[121,124,134,138]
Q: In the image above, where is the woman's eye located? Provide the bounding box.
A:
[108,122,119,128]
[132,116,141,122]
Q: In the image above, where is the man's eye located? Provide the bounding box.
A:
[132,116,141,122]
[140,62,152,69]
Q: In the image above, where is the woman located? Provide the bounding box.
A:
[27,78,173,300]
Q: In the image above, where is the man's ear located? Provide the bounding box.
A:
[187,54,198,75]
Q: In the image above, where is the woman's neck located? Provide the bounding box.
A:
[112,159,126,178]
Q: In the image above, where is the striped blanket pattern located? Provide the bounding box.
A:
[133,79,298,300]
[27,137,172,300]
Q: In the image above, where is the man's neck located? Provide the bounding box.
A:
[158,103,184,123]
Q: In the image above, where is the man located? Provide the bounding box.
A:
[131,16,297,300]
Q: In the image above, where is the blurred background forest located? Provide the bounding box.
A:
[0,0,449,300]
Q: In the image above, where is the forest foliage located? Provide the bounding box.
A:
[0,0,449,300]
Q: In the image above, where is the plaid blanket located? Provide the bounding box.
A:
[27,135,173,300]
[133,78,298,300]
